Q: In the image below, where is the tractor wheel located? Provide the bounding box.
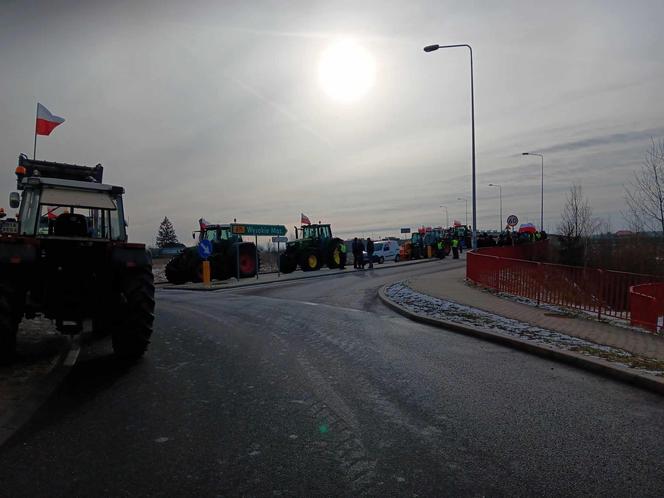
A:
[378,256,385,264]
[165,257,188,285]
[238,245,257,278]
[0,286,17,365]
[112,268,155,360]
[300,251,321,272]
[328,244,342,269]
[279,253,297,274]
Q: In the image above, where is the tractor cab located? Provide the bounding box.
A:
[295,224,332,241]
[195,224,240,244]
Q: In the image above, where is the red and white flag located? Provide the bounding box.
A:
[199,218,210,230]
[301,213,311,225]
[453,220,462,227]
[36,103,65,136]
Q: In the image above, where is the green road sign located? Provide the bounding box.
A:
[231,223,287,237]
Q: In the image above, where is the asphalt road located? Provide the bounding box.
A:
[1,259,664,496]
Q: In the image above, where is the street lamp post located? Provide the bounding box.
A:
[424,43,477,250]
[457,197,468,227]
[488,183,502,231]
[439,205,449,228]
[522,152,544,231]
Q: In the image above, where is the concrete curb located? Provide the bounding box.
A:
[378,284,664,397]
[0,335,80,449]
[157,257,444,292]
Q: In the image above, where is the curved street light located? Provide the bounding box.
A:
[522,152,544,231]
[424,43,477,249]
[439,205,449,228]
[488,183,502,231]
[457,197,468,227]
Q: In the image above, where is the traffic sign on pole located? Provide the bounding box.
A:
[231,223,287,236]
[198,239,213,259]
[272,236,288,243]
[506,215,518,227]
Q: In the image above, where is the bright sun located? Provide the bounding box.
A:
[318,39,376,103]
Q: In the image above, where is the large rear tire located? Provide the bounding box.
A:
[0,288,17,365]
[165,256,188,285]
[112,268,155,359]
[238,244,257,278]
[279,253,297,274]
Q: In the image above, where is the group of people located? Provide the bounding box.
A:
[351,237,375,269]
[496,229,548,246]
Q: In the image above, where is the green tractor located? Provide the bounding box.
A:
[278,223,346,273]
[165,221,258,284]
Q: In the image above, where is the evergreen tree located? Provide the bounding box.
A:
[156,217,179,248]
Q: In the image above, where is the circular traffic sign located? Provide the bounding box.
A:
[198,239,213,259]
[506,215,519,227]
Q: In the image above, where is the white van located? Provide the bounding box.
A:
[366,239,401,263]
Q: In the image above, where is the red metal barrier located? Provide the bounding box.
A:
[630,283,664,333]
[476,241,549,261]
[467,250,663,326]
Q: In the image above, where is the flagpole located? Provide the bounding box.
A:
[33,102,38,159]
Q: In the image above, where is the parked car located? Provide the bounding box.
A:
[364,239,400,263]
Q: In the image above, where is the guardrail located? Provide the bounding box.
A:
[467,246,663,325]
[630,283,664,333]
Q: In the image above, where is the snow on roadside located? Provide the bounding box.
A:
[386,281,664,376]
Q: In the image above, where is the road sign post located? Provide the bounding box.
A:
[197,239,213,287]
[506,215,518,228]
[231,223,287,237]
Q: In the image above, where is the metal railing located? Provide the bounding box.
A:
[467,249,663,324]
[630,283,664,333]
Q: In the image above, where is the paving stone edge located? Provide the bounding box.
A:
[378,284,664,397]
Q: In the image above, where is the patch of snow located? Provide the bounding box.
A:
[386,282,664,376]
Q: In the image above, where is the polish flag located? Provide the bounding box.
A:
[453,220,462,227]
[199,218,210,230]
[301,213,311,225]
[36,103,65,136]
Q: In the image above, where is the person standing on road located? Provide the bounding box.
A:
[357,238,365,269]
[339,242,347,270]
[452,236,459,259]
[352,237,359,269]
[366,237,374,269]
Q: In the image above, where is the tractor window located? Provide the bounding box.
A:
[302,226,316,238]
[36,204,115,239]
[31,194,126,240]
[204,229,218,241]
[319,225,331,239]
[18,190,39,236]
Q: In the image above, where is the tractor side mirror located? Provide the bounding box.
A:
[9,192,19,209]
[192,232,196,239]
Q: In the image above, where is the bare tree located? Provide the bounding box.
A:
[624,138,664,236]
[557,184,600,265]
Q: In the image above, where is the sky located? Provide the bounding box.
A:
[1,0,663,244]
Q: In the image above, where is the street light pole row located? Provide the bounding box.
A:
[424,44,546,238]
[439,205,449,228]
[488,183,502,231]
[424,43,477,250]
[522,152,544,231]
